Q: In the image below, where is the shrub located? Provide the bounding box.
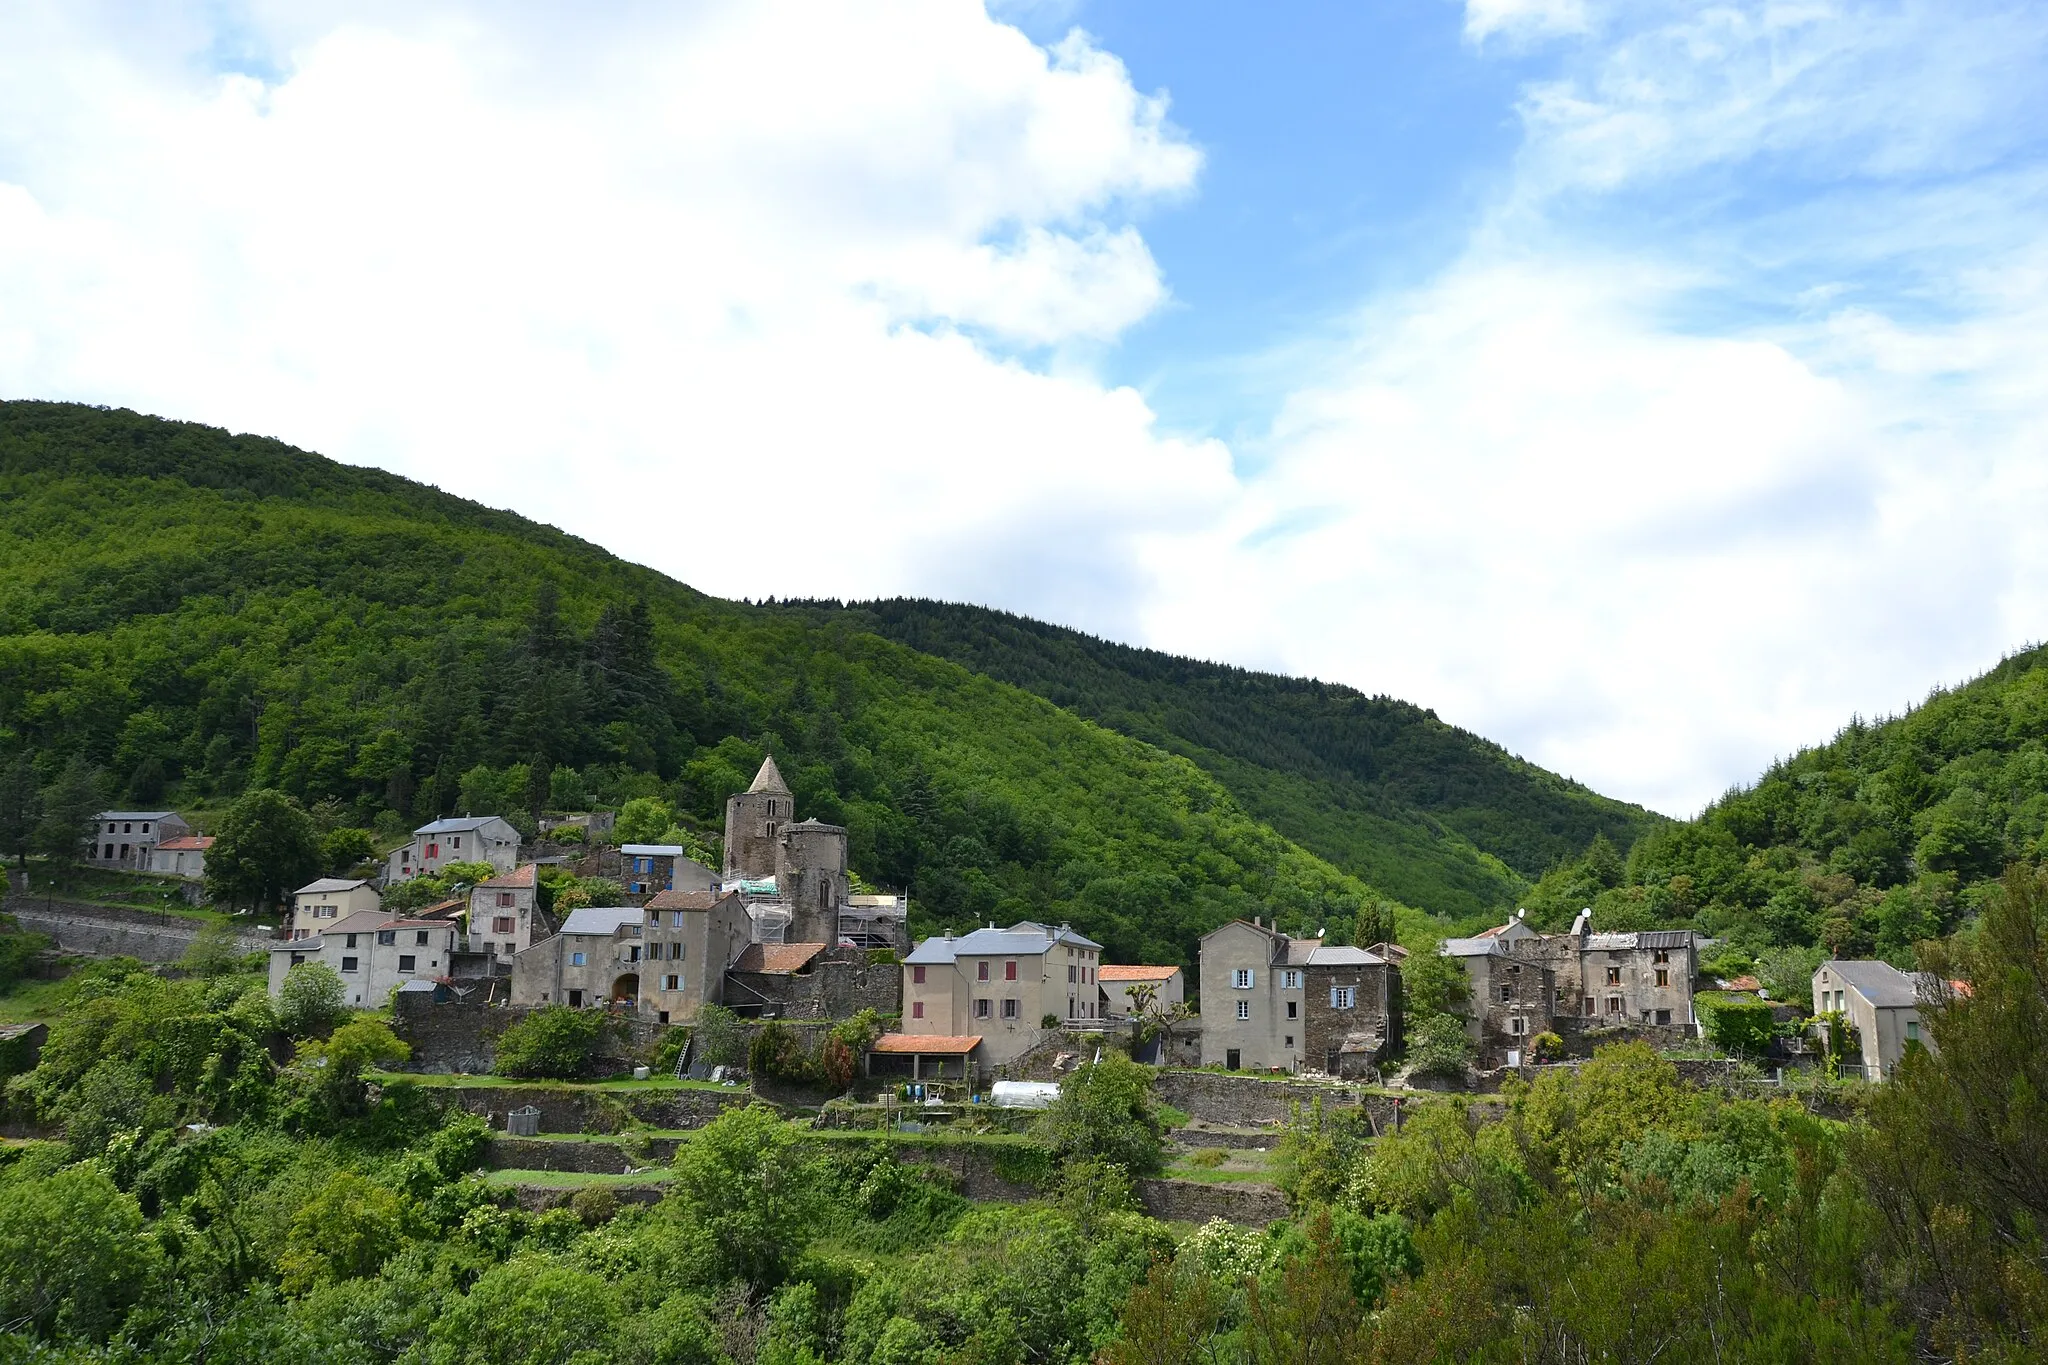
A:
[495,1007,614,1079]
[1406,1013,1473,1079]
[695,1004,748,1069]
[549,824,588,845]
[1529,1030,1564,1063]
[275,961,346,1037]
[1698,993,1776,1056]
[1188,1146,1228,1168]
[748,1020,814,1084]
[1036,1053,1164,1175]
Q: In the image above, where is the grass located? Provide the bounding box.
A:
[0,977,75,1025]
[480,1169,672,1189]
[1163,1147,1279,1186]
[802,1125,1045,1151]
[368,1071,740,1093]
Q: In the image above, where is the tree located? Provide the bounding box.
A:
[614,796,675,846]
[1400,943,1466,1020]
[178,921,246,978]
[1244,1209,1366,1365]
[277,1170,408,1293]
[669,1104,818,1287]
[1104,1258,1226,1365]
[319,827,376,875]
[276,961,347,1036]
[1404,1013,1472,1080]
[205,788,321,913]
[494,1005,613,1079]
[0,752,41,869]
[0,1163,158,1342]
[1037,1053,1165,1175]
[35,754,103,865]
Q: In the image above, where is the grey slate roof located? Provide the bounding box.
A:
[1637,930,1696,950]
[749,756,790,794]
[1442,937,1503,957]
[559,907,644,937]
[1827,960,1920,1008]
[295,878,371,896]
[96,810,179,821]
[1307,945,1385,966]
[414,816,508,835]
[905,921,1102,963]
[904,938,959,965]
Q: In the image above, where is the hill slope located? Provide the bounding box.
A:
[786,599,1663,919]
[0,401,1422,964]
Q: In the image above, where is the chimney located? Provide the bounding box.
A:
[1253,916,1262,929]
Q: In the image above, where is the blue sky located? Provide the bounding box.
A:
[4,0,2048,815]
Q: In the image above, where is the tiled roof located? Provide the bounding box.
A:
[414,898,466,920]
[1307,945,1384,966]
[477,864,537,889]
[414,816,506,835]
[731,943,827,974]
[871,1033,981,1055]
[1824,960,1920,1008]
[296,877,372,897]
[646,889,732,912]
[155,836,213,851]
[1098,964,1180,982]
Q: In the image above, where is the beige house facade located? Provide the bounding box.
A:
[148,835,213,879]
[900,921,1105,1065]
[467,864,544,964]
[287,878,383,941]
[1813,960,1933,1081]
[512,906,643,1009]
[639,889,752,1024]
[268,910,461,1008]
[1098,964,1184,1019]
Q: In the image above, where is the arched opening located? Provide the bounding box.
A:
[611,974,639,1003]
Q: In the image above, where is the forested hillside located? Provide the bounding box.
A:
[0,401,1423,964]
[1506,644,2048,976]
[787,599,1661,919]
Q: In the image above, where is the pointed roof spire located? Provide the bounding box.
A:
[749,755,790,794]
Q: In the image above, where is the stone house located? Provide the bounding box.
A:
[268,910,461,1008]
[1813,960,1935,1081]
[1442,911,1698,1064]
[900,921,1106,1065]
[725,942,904,1021]
[638,888,752,1024]
[89,811,190,870]
[147,835,213,879]
[511,906,644,1009]
[287,877,382,940]
[387,815,521,883]
[1198,919,1402,1073]
[467,864,548,965]
[725,756,894,947]
[619,846,716,904]
[1098,964,1185,1019]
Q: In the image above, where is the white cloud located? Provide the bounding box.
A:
[1464,0,1589,44]
[0,1,1216,629]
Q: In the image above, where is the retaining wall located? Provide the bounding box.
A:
[412,1081,762,1134]
[3,896,269,963]
[1136,1178,1291,1226]
[502,1182,666,1214]
[1155,1070,1402,1132]
[389,996,666,1074]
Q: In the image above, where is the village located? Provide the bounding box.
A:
[20,755,1936,1100]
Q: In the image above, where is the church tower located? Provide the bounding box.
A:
[724,755,791,883]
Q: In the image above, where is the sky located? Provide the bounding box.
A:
[4,0,2048,817]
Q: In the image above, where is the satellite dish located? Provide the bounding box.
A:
[1318,927,1326,938]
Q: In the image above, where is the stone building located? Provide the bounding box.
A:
[467,864,548,966]
[89,811,191,870]
[1813,960,1935,1081]
[1099,963,1185,1019]
[721,756,903,947]
[900,921,1106,1065]
[638,888,752,1024]
[147,835,213,879]
[619,845,716,904]
[1198,919,1402,1074]
[287,877,383,940]
[387,815,521,883]
[725,943,904,1021]
[511,906,644,1008]
[1442,910,1698,1064]
[268,910,462,1008]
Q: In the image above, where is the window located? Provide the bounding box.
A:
[1553,988,1565,1008]
[1655,1009,1672,1025]
[1235,999,1251,1020]
[345,934,358,949]
[1331,986,1356,1009]
[1284,1035,1294,1047]
[1906,1020,1920,1042]
[977,962,990,982]
[1607,995,1623,1015]
[377,930,396,946]
[568,990,583,1007]
[1654,969,1670,988]
[571,952,587,966]
[493,916,514,934]
[1001,998,1019,1019]
[629,946,641,962]
[912,1001,925,1019]
[426,842,438,858]
[1282,970,1302,990]
[1606,966,1622,986]
[1584,997,1596,1016]
[670,943,684,960]
[497,892,514,907]
[141,823,150,833]
[106,823,115,833]
[1654,949,1671,964]
[1004,961,1017,981]
[1232,968,1256,989]
[451,836,461,850]
[103,844,113,859]
[664,975,680,991]
[974,999,991,1019]
[1499,986,1512,1003]
[341,956,359,972]
[398,954,416,972]
[913,965,926,984]
[290,953,306,966]
[1509,1016,1526,1035]
[1286,1000,1299,1019]
[123,822,132,833]
[416,930,430,946]
[1068,965,1077,983]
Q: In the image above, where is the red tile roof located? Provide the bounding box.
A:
[155,836,214,851]
[871,1033,982,1055]
[731,942,826,974]
[478,864,536,889]
[646,889,732,911]
[1098,964,1180,982]
[1725,975,1763,992]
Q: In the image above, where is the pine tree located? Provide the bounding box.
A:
[0,754,41,869]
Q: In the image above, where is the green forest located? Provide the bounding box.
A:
[780,599,1662,921]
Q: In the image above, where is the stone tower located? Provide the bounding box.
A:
[724,756,792,882]
[780,818,850,945]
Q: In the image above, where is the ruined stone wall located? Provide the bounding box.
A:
[391,995,668,1074]
[1136,1178,1291,1226]
[725,949,901,1021]
[420,1081,763,1134]
[1153,1070,1403,1132]
[3,896,270,964]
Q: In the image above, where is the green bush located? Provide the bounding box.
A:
[275,961,346,1037]
[1698,992,1777,1056]
[494,1006,615,1080]
[748,1020,814,1084]
[1406,1013,1473,1079]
